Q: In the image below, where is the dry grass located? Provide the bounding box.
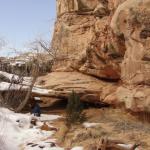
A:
[52,108,150,149]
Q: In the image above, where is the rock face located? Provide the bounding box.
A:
[36,71,116,105]
[52,0,126,80]
[111,0,150,85]
[57,0,100,17]
[50,0,150,112]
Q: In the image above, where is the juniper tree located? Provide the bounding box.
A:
[66,90,86,127]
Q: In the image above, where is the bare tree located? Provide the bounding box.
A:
[0,39,54,111]
[15,64,39,112]
[28,38,58,65]
[0,36,58,112]
[0,55,41,112]
[16,37,58,111]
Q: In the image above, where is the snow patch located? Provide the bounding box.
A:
[0,81,28,91]
[118,144,139,150]
[0,108,62,150]
[0,71,32,85]
[32,87,50,95]
[83,122,100,128]
[34,97,41,101]
[71,147,83,150]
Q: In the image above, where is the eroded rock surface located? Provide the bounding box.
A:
[109,0,150,112]
[111,0,150,85]
[36,71,116,104]
[50,0,150,112]
[52,0,126,80]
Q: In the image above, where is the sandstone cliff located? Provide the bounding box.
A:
[50,0,150,112]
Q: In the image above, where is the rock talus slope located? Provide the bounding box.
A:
[49,0,150,112]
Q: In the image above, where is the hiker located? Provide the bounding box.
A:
[31,102,41,117]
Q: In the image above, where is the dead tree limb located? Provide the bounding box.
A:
[15,65,38,113]
[15,76,36,113]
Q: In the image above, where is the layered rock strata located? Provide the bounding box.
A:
[50,0,150,112]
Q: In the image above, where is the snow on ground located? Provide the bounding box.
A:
[118,144,139,150]
[0,107,83,150]
[0,81,52,96]
[0,71,55,97]
[0,71,20,81]
[39,114,61,122]
[0,109,141,150]
[32,87,50,95]
[0,71,32,85]
[0,82,28,91]
[0,108,60,150]
[83,122,100,128]
[71,147,83,150]
[34,97,41,101]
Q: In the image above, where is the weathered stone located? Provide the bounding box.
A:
[52,0,126,80]
[57,0,100,17]
[93,2,109,18]
[111,0,150,85]
[50,0,150,112]
[36,71,116,104]
[116,86,150,112]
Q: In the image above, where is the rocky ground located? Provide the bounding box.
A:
[0,102,149,150]
[51,107,150,150]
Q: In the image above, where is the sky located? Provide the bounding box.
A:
[0,0,56,57]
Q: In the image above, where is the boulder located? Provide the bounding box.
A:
[116,86,150,112]
[104,86,150,112]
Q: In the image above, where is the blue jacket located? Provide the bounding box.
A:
[32,103,41,117]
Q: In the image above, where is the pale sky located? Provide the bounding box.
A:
[0,0,56,57]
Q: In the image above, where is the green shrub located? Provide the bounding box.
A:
[66,90,86,127]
